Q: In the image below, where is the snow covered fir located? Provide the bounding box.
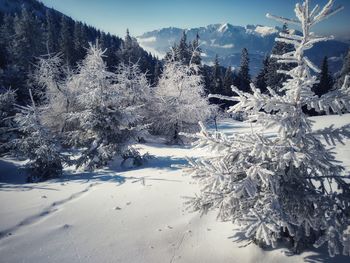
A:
[1,0,350,262]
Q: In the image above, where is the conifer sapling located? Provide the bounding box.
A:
[184,0,350,256]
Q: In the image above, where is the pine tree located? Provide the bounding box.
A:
[211,55,223,94]
[66,42,144,170]
[59,15,74,65]
[221,66,236,109]
[11,6,43,103]
[33,53,71,133]
[152,59,214,143]
[120,29,144,66]
[0,89,16,155]
[0,14,14,68]
[255,56,269,94]
[208,55,224,106]
[124,28,133,50]
[105,34,121,70]
[177,31,190,64]
[266,24,294,93]
[45,9,58,54]
[191,32,202,66]
[184,0,350,256]
[73,21,87,63]
[14,90,65,182]
[314,56,334,97]
[223,66,234,95]
[114,62,152,129]
[12,5,43,69]
[238,48,251,92]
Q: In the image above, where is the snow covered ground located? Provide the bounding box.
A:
[1,115,350,263]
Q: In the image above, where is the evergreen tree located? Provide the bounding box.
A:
[153,60,214,143]
[114,62,153,129]
[73,21,87,63]
[208,55,224,106]
[238,48,251,92]
[45,9,58,54]
[11,6,43,103]
[120,28,152,70]
[314,56,334,97]
[211,55,223,94]
[124,28,133,50]
[221,66,236,109]
[12,6,43,69]
[255,56,269,94]
[165,43,177,62]
[266,24,294,93]
[66,42,143,170]
[223,66,234,95]
[0,14,14,68]
[177,31,190,64]
[14,90,65,182]
[185,0,350,256]
[190,32,201,65]
[59,15,74,65]
[33,53,71,133]
[0,89,16,155]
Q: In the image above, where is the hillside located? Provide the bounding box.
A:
[0,0,158,104]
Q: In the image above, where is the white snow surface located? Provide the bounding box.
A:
[1,115,350,263]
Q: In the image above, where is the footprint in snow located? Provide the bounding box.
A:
[114,206,122,210]
[62,224,71,229]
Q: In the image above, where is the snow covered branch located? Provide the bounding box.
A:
[183,0,350,257]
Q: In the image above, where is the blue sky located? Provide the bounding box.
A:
[40,0,350,39]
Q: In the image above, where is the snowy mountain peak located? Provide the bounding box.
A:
[218,23,230,33]
[244,24,278,37]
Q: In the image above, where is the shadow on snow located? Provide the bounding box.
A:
[0,154,188,191]
[228,229,349,263]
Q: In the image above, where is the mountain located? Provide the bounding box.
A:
[137,23,349,75]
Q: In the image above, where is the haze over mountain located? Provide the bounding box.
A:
[137,23,349,75]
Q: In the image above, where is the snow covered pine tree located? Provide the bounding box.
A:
[33,53,72,133]
[14,90,65,182]
[184,0,350,256]
[114,61,152,136]
[153,55,214,143]
[66,41,145,170]
[0,89,16,155]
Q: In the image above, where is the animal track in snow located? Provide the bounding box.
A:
[0,183,98,240]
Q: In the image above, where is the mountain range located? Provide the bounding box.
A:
[137,23,349,75]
